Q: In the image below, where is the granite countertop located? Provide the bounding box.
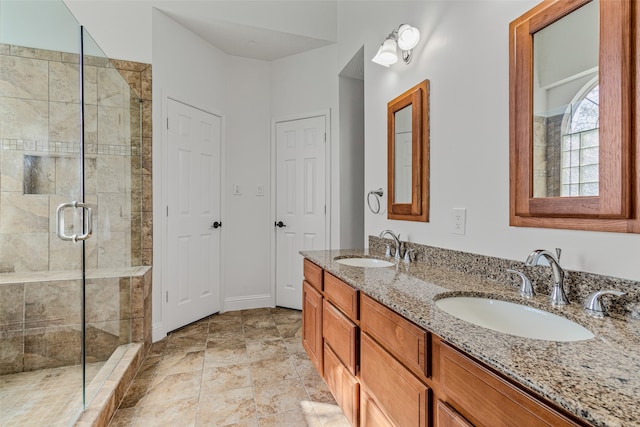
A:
[301,248,640,427]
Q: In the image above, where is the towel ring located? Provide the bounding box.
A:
[367,188,384,214]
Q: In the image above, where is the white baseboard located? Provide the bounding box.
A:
[223,294,273,312]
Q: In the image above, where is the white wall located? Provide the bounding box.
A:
[339,75,365,248]
[338,0,640,282]
[223,56,272,310]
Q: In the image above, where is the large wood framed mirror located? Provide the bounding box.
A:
[509,0,640,233]
[388,80,430,222]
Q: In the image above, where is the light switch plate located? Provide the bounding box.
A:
[256,185,264,196]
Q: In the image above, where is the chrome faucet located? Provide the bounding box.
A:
[525,248,568,305]
[379,230,402,259]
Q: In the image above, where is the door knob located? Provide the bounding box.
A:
[275,221,286,228]
[211,221,222,229]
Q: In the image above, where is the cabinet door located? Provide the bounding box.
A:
[437,400,474,427]
[323,299,358,375]
[302,281,323,375]
[360,333,430,427]
[361,389,395,427]
[440,343,583,427]
[324,343,360,426]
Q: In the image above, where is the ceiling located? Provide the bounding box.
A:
[64,0,338,62]
[161,9,335,61]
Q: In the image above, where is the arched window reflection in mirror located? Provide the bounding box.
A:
[509,0,640,233]
[388,80,429,222]
[561,81,599,197]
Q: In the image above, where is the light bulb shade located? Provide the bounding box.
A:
[397,24,420,50]
[372,38,398,67]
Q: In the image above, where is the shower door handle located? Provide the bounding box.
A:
[56,202,93,242]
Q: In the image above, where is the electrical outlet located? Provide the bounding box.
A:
[452,208,466,235]
[233,184,241,195]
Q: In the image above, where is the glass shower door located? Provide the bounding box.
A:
[0,0,88,425]
[80,27,139,407]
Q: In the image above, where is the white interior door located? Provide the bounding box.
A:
[275,116,327,309]
[166,99,222,332]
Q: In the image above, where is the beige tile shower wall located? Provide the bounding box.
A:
[0,44,145,273]
[110,59,153,269]
[0,275,132,375]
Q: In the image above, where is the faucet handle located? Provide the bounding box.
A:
[506,269,535,299]
[583,290,626,318]
[384,244,391,258]
[555,248,562,263]
[403,248,415,263]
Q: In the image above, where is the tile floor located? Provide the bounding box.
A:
[109,307,351,427]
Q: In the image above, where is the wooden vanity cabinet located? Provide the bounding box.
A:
[323,299,358,374]
[324,272,359,320]
[360,389,395,427]
[436,401,473,427]
[360,333,431,427]
[304,258,323,291]
[437,341,585,427]
[324,342,360,426]
[360,293,432,427]
[322,271,361,425]
[302,260,324,374]
[301,259,590,427]
[302,281,323,375]
[361,293,430,382]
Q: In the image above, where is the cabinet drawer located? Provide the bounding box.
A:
[302,281,323,376]
[440,343,582,427]
[323,299,358,375]
[324,272,358,321]
[361,293,429,381]
[360,333,430,427]
[437,400,474,427]
[304,259,323,291]
[324,343,360,426]
[361,389,395,427]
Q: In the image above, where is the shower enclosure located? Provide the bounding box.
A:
[0,1,143,425]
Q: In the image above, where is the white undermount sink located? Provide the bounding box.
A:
[435,296,594,342]
[334,257,394,268]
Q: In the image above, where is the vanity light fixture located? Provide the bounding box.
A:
[372,24,421,67]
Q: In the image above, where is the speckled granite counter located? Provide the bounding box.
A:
[301,248,640,427]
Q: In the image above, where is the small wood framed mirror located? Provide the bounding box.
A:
[388,80,430,222]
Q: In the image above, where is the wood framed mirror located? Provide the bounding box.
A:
[388,80,430,222]
[509,0,640,233]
